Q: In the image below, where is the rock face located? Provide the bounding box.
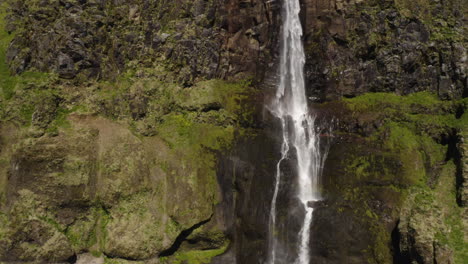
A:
[458,126,468,206]
[0,0,466,264]
[5,0,280,83]
[310,93,467,264]
[300,0,466,100]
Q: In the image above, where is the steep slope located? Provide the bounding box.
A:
[0,1,275,263]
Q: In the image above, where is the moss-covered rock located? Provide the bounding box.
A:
[0,53,254,262]
[2,0,279,84]
[103,192,170,260]
[312,91,466,263]
[0,190,74,262]
[160,242,229,264]
[398,161,467,263]
[302,0,466,100]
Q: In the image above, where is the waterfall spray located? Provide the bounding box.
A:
[267,0,329,263]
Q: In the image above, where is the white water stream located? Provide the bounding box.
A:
[267,0,328,263]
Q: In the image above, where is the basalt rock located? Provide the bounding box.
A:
[307,200,327,209]
[301,0,467,100]
[5,0,280,84]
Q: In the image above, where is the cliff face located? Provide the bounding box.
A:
[298,0,467,263]
[5,0,279,83]
[0,0,466,264]
[301,0,466,100]
[0,1,277,263]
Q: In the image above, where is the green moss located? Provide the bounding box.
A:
[343,92,444,113]
[394,0,431,21]
[97,207,111,251]
[0,212,8,241]
[157,112,234,206]
[46,106,77,133]
[400,161,466,263]
[365,209,379,220]
[342,92,463,187]
[104,257,144,264]
[368,224,392,264]
[154,79,254,209]
[0,3,15,99]
[102,191,170,260]
[166,242,229,264]
[443,209,467,263]
[65,213,98,251]
[335,91,466,263]
[0,4,53,101]
[159,113,235,151]
[392,0,463,42]
[381,122,428,184]
[433,162,467,263]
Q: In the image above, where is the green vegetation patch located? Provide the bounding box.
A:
[0,4,53,100]
[0,2,15,99]
[162,242,229,264]
[433,163,468,263]
[339,92,463,188]
[344,92,446,113]
[335,91,467,263]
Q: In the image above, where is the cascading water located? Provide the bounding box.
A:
[267,0,329,263]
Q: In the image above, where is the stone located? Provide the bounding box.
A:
[57,52,76,79]
[306,200,327,208]
[76,253,104,264]
[301,0,466,100]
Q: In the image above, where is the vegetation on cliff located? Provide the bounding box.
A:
[316,92,467,263]
[0,0,466,263]
[0,2,258,262]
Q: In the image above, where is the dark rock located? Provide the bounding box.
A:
[5,0,278,82]
[57,53,76,79]
[307,200,327,208]
[301,0,466,100]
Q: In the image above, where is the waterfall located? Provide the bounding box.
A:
[267,0,329,263]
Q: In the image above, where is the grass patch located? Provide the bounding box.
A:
[0,2,16,99]
[165,242,229,264]
[0,3,53,101]
[343,92,445,113]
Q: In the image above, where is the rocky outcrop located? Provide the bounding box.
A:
[301,0,466,100]
[310,93,467,264]
[1,0,272,262]
[0,62,256,262]
[0,115,219,261]
[5,0,280,84]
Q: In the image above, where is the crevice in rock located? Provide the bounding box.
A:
[102,252,140,262]
[158,216,212,257]
[444,130,463,206]
[455,102,465,119]
[66,254,77,263]
[391,221,410,264]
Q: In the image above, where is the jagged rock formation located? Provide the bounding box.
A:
[301,0,466,100]
[5,0,279,83]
